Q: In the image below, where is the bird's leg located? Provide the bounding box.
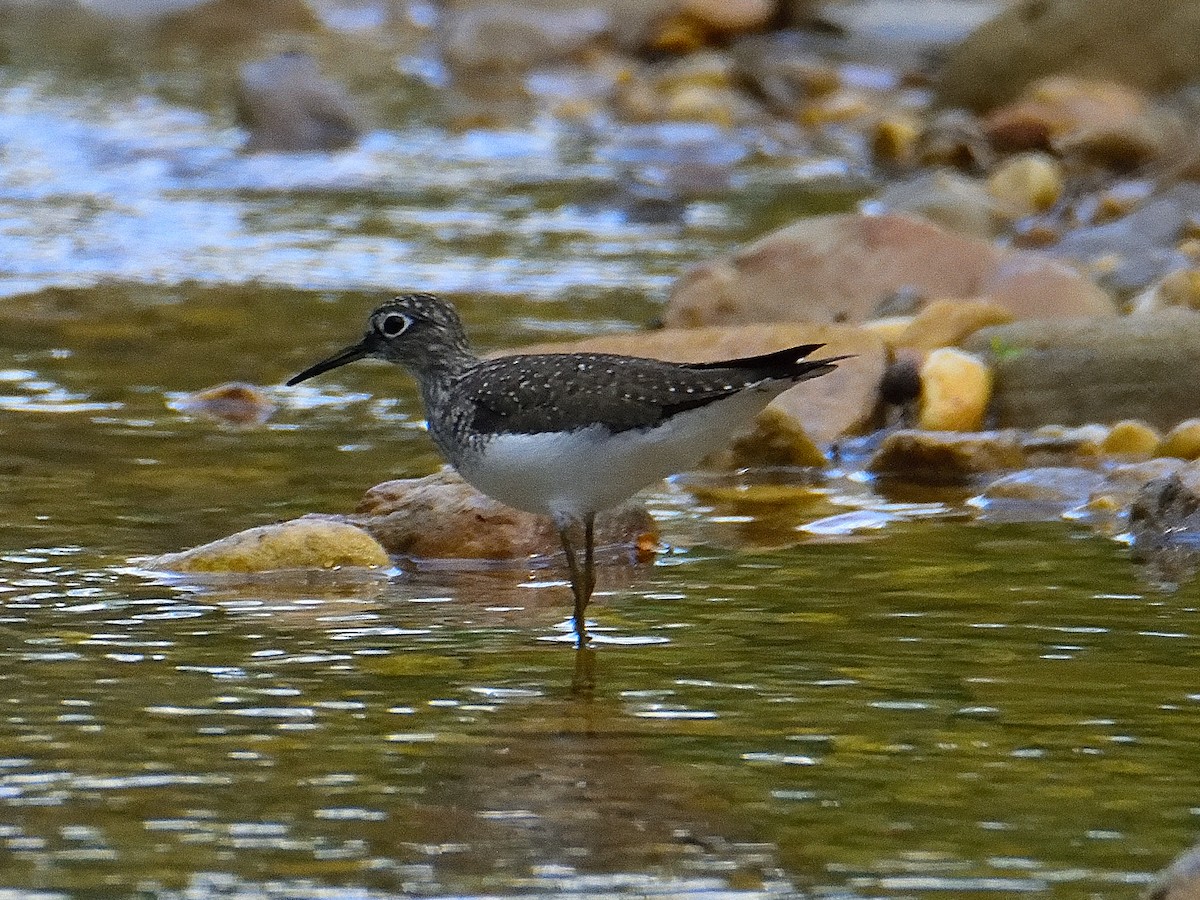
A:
[582,514,596,600]
[557,524,590,644]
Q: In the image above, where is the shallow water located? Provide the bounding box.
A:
[0,74,1196,898]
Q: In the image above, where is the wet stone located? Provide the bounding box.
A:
[147,518,390,573]
[973,467,1106,522]
[868,429,1027,481]
[350,468,658,561]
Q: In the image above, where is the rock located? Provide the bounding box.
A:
[440,3,611,71]
[871,171,1002,238]
[171,382,275,425]
[731,33,841,116]
[1050,183,1200,297]
[872,114,922,168]
[977,466,1106,504]
[1101,419,1161,459]
[1131,269,1200,315]
[617,52,763,125]
[236,52,361,153]
[1159,419,1200,460]
[986,153,1064,217]
[1129,473,1200,588]
[350,468,658,560]
[868,429,1027,480]
[972,465,1107,521]
[917,348,992,431]
[1148,842,1200,900]
[893,298,1014,351]
[1022,423,1109,466]
[965,310,1200,430]
[937,0,1200,112]
[717,405,826,469]
[982,77,1153,151]
[505,322,888,447]
[917,109,994,172]
[157,0,319,50]
[149,518,389,573]
[664,212,1116,327]
[679,0,773,33]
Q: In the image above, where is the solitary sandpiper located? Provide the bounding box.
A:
[287,293,846,642]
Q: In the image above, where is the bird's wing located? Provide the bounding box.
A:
[457,349,839,435]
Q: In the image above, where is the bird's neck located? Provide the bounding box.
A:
[406,344,479,412]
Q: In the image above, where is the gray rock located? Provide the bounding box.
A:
[1130,474,1200,589]
[1147,842,1200,900]
[965,310,1200,430]
[938,0,1200,111]
[236,52,361,153]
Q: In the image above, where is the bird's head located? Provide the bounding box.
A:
[286,293,472,385]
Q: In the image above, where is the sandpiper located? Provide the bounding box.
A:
[287,293,846,642]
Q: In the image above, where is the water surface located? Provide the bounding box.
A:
[0,73,1194,899]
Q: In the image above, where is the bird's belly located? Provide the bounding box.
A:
[454,389,781,521]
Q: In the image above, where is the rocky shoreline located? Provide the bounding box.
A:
[102,0,1200,593]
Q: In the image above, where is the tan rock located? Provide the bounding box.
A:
[895,299,1014,351]
[868,429,1027,479]
[917,348,992,431]
[986,153,1064,216]
[715,405,826,469]
[664,212,1115,328]
[937,0,1200,111]
[506,323,887,446]
[351,468,658,560]
[1159,419,1200,461]
[864,315,914,347]
[172,381,275,426]
[982,77,1150,152]
[872,115,921,167]
[1101,420,1161,459]
[149,518,389,573]
[1131,269,1200,315]
[680,0,773,32]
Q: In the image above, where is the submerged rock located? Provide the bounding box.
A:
[1130,473,1200,588]
[172,382,275,426]
[236,52,361,153]
[506,322,887,448]
[149,518,390,573]
[350,468,658,560]
[977,466,1105,505]
[965,310,1200,430]
[664,212,1115,327]
[868,429,1027,480]
[1147,842,1200,900]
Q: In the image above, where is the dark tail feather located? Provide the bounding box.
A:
[690,343,852,381]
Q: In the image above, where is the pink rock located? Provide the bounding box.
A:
[664,212,1116,327]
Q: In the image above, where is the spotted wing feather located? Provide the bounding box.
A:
[459,346,842,436]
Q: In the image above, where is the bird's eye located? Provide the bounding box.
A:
[380,313,410,337]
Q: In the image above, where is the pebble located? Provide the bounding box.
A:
[917,348,992,431]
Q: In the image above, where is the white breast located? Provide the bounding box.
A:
[453,386,787,524]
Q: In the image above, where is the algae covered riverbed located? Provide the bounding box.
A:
[0,69,1196,898]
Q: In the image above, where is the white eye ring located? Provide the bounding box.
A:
[380,313,411,337]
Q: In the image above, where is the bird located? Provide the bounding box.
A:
[286,293,846,643]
